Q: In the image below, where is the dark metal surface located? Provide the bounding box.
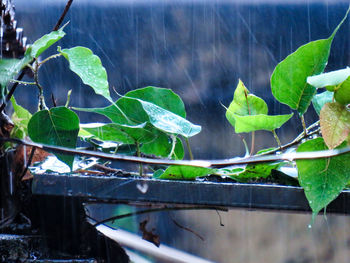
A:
[32,174,350,214]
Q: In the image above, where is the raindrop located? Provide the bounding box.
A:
[136,182,149,194]
[308,224,312,229]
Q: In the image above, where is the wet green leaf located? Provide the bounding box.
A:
[307,67,350,89]
[73,98,142,125]
[271,8,349,115]
[10,96,32,139]
[334,77,350,105]
[296,138,350,218]
[225,80,267,126]
[59,46,111,101]
[154,165,215,180]
[27,22,67,58]
[216,162,284,182]
[73,87,200,138]
[135,99,201,138]
[226,80,292,133]
[312,90,333,115]
[140,131,184,159]
[230,113,293,133]
[80,122,155,144]
[28,106,79,169]
[125,86,186,118]
[320,102,350,149]
[0,55,32,88]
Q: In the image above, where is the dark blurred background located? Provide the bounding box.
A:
[11,1,350,262]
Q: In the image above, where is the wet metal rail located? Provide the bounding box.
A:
[31,174,350,214]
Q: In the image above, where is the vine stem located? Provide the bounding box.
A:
[272,130,282,149]
[3,134,349,168]
[167,135,177,158]
[301,115,307,137]
[33,61,47,110]
[136,142,143,177]
[250,131,255,155]
[9,80,36,86]
[185,138,194,160]
[38,53,62,66]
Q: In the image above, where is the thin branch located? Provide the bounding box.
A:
[19,146,36,181]
[90,206,228,227]
[38,53,62,66]
[9,80,36,86]
[53,0,74,31]
[171,217,205,241]
[216,210,224,226]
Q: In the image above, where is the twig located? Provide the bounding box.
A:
[171,217,205,241]
[53,0,74,31]
[90,206,228,227]
[19,146,36,181]
[215,210,224,226]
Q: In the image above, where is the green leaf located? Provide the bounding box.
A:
[10,96,32,139]
[226,80,292,133]
[80,122,155,144]
[334,77,350,105]
[27,22,67,58]
[140,131,184,159]
[73,100,137,125]
[320,102,350,149]
[230,113,293,133]
[154,165,215,180]
[74,86,201,138]
[0,55,32,88]
[59,46,111,101]
[296,138,350,218]
[216,162,284,182]
[225,80,268,126]
[125,86,186,118]
[307,67,350,89]
[312,90,333,115]
[271,8,349,115]
[28,107,80,169]
[135,99,201,138]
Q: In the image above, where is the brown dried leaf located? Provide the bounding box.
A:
[13,144,51,181]
[139,219,160,247]
[320,102,350,149]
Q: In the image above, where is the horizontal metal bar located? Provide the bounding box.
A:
[31,174,350,214]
